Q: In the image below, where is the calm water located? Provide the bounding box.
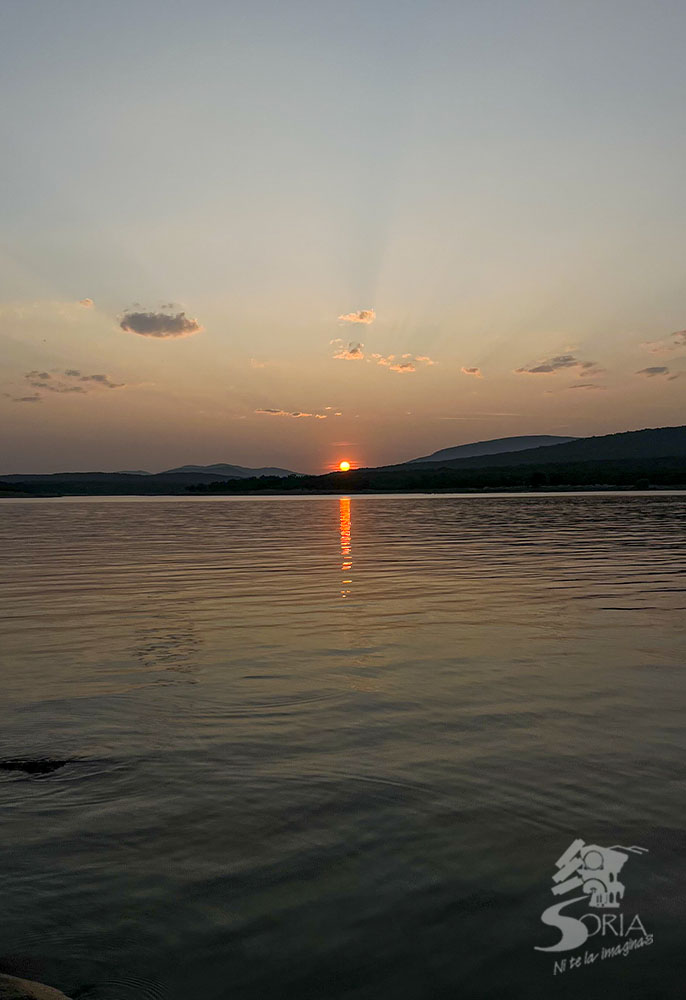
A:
[1,494,684,1000]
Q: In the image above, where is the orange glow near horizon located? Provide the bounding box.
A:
[339,460,351,471]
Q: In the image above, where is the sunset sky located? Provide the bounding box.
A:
[2,0,685,474]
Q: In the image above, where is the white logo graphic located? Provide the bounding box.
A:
[535,839,649,955]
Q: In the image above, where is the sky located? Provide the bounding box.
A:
[1,0,685,474]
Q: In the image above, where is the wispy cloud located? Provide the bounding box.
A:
[255,408,328,419]
[79,298,94,308]
[460,366,482,378]
[338,308,376,324]
[120,310,203,338]
[13,369,126,401]
[642,329,686,354]
[332,339,365,360]
[515,354,603,375]
[568,382,607,390]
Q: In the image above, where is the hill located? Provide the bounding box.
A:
[2,427,684,497]
[0,462,299,496]
[410,435,576,463]
[0,461,298,488]
[190,425,686,494]
[406,425,686,471]
[163,463,296,479]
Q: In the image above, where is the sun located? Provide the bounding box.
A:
[339,460,351,472]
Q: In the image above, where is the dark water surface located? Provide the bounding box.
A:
[1,494,684,1000]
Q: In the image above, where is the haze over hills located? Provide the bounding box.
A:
[410,435,576,464]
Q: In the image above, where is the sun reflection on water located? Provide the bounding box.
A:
[339,496,352,598]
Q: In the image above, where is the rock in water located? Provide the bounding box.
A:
[0,974,73,999]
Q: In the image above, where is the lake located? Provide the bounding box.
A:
[1,494,684,1000]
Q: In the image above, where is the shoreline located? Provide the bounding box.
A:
[2,486,686,500]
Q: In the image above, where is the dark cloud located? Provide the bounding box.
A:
[25,370,84,393]
[635,366,679,379]
[79,373,123,388]
[568,382,607,390]
[21,369,125,398]
[515,354,603,375]
[5,393,42,404]
[120,310,203,338]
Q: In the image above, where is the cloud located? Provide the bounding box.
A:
[338,308,376,324]
[515,354,603,375]
[371,353,435,373]
[635,366,671,378]
[332,340,365,360]
[4,393,42,403]
[79,373,124,388]
[255,408,328,419]
[21,369,125,398]
[25,371,84,394]
[120,310,203,338]
[460,366,482,378]
[642,329,686,354]
[568,382,607,390]
[388,361,415,373]
[79,298,94,308]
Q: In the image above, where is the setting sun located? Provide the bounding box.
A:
[339,461,351,472]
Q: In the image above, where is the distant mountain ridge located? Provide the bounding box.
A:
[410,435,576,463]
[0,462,299,493]
[3,426,685,496]
[163,463,295,479]
[186,424,686,495]
[407,425,686,470]
[1,462,298,483]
